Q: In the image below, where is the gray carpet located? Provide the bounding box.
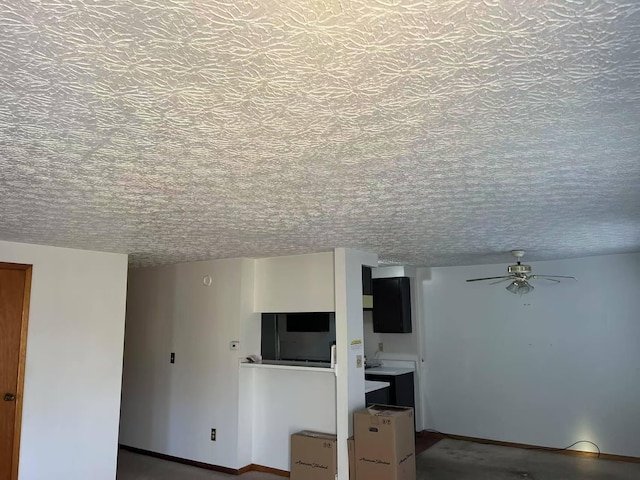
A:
[118,442,640,479]
[117,450,280,480]
[417,439,640,480]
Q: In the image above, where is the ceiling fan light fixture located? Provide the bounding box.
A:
[465,250,574,294]
[506,279,534,295]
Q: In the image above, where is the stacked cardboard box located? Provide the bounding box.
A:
[353,405,416,480]
[290,431,356,480]
[290,406,414,480]
[348,436,355,478]
[290,431,336,480]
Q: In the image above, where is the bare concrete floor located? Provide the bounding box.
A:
[118,440,640,480]
[417,439,640,480]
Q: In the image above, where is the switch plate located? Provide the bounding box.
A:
[356,355,363,368]
[230,341,239,351]
[378,342,384,352]
[211,428,216,441]
[170,352,175,364]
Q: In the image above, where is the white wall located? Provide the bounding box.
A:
[365,310,421,360]
[0,240,128,480]
[119,258,259,469]
[421,252,640,457]
[363,266,425,430]
[254,252,335,312]
[246,366,336,471]
[237,259,259,468]
[334,248,378,480]
[364,266,421,362]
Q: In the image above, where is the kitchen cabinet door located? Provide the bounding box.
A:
[365,372,415,410]
[362,266,373,311]
[362,266,373,295]
[365,386,390,406]
[372,277,412,333]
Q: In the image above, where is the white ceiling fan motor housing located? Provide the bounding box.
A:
[508,250,531,275]
[508,264,532,275]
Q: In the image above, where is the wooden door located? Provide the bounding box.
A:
[0,263,32,480]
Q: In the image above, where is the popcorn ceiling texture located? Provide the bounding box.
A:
[0,0,639,267]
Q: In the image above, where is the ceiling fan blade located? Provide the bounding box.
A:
[489,277,516,285]
[530,276,561,283]
[533,275,576,280]
[466,276,512,283]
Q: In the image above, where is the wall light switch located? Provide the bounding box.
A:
[356,355,363,368]
[230,341,239,351]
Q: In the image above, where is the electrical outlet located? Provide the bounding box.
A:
[356,355,363,368]
[378,342,384,352]
[211,428,216,441]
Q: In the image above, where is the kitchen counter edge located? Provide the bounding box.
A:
[240,362,335,373]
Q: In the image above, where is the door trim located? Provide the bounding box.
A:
[1,262,32,480]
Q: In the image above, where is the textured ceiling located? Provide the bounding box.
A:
[1,0,639,268]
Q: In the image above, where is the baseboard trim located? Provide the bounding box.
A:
[246,464,291,477]
[119,445,291,476]
[421,433,640,464]
[119,445,241,474]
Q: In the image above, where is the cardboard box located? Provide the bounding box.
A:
[290,431,337,480]
[354,405,416,480]
[348,436,355,479]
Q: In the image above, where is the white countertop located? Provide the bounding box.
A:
[240,362,335,373]
[364,367,415,376]
[365,380,391,394]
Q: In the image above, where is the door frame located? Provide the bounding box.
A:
[1,262,32,480]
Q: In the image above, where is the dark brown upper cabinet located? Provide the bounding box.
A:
[372,277,412,333]
[362,266,373,311]
[362,266,373,295]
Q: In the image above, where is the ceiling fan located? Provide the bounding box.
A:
[466,250,576,295]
